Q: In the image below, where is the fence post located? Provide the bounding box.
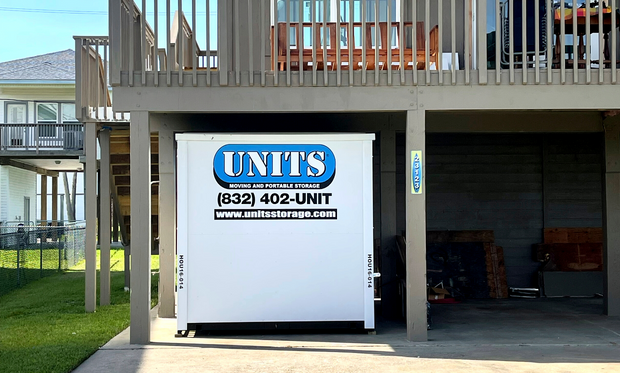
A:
[58,229,62,272]
[40,234,43,278]
[16,245,21,287]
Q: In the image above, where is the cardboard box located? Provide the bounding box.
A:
[428,287,451,301]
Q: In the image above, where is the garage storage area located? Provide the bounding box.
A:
[391,130,604,308]
[148,110,616,340]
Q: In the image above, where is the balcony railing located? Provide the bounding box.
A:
[0,124,84,154]
[103,0,618,88]
[74,36,131,122]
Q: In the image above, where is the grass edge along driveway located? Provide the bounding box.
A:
[0,248,159,373]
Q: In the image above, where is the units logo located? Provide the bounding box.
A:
[213,144,336,189]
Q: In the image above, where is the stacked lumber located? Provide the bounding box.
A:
[426,231,509,299]
[533,228,603,272]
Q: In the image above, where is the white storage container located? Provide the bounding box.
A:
[176,133,377,332]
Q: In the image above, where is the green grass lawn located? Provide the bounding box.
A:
[0,249,159,373]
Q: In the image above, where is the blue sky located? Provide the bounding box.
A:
[0,0,109,62]
[0,0,217,63]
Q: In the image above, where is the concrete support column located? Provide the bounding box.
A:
[405,110,427,341]
[380,127,399,318]
[130,111,152,344]
[85,123,98,313]
[40,176,47,223]
[158,128,176,318]
[603,115,620,316]
[51,177,58,225]
[100,129,112,306]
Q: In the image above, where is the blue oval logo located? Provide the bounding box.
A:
[213,144,336,189]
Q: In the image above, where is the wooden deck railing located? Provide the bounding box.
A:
[0,124,84,154]
[101,0,619,88]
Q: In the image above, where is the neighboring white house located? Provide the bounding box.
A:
[0,50,85,225]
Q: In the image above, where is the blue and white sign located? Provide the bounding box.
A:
[411,150,423,195]
[213,144,336,189]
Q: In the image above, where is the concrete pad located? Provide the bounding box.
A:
[74,298,620,373]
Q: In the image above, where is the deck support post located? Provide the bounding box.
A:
[380,125,399,318]
[158,127,176,318]
[40,176,47,223]
[99,129,112,306]
[130,111,152,344]
[51,176,58,225]
[85,123,98,313]
[405,109,427,341]
[604,114,620,316]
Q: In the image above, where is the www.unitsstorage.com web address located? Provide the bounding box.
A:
[214,209,337,220]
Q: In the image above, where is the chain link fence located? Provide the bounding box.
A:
[0,222,86,297]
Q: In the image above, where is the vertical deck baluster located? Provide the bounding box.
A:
[547,0,552,84]
[451,0,456,85]
[478,0,487,84]
[572,0,577,84]
[250,0,255,86]
[178,0,184,86]
[496,0,501,84]
[438,0,443,85]
[598,0,604,84]
[399,0,404,85]
[464,0,470,84]
[207,0,211,86]
[154,0,159,86]
[286,0,291,86]
[425,0,430,85]
[612,0,617,83]
[312,0,317,86]
[586,0,591,83]
[192,0,197,86]
[142,0,147,86]
[299,0,305,86]
[350,0,355,86]
[387,0,392,85]
[274,0,280,86]
[129,9,134,87]
[560,0,565,83]
[412,0,417,85]
[336,0,341,86]
[95,40,100,119]
[235,0,241,85]
[509,0,514,84]
[323,0,328,86]
[104,42,109,121]
[261,0,266,86]
[535,0,540,84]
[167,0,171,86]
[362,0,367,85]
[86,41,91,116]
[522,0,527,84]
[375,0,380,85]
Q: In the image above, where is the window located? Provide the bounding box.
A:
[36,103,59,138]
[36,102,78,138]
[61,103,79,123]
[6,103,27,123]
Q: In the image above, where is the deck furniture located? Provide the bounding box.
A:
[271,21,439,71]
[553,7,620,68]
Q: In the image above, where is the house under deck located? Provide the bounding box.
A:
[75,0,620,344]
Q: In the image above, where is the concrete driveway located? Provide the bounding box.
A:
[73,298,620,373]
